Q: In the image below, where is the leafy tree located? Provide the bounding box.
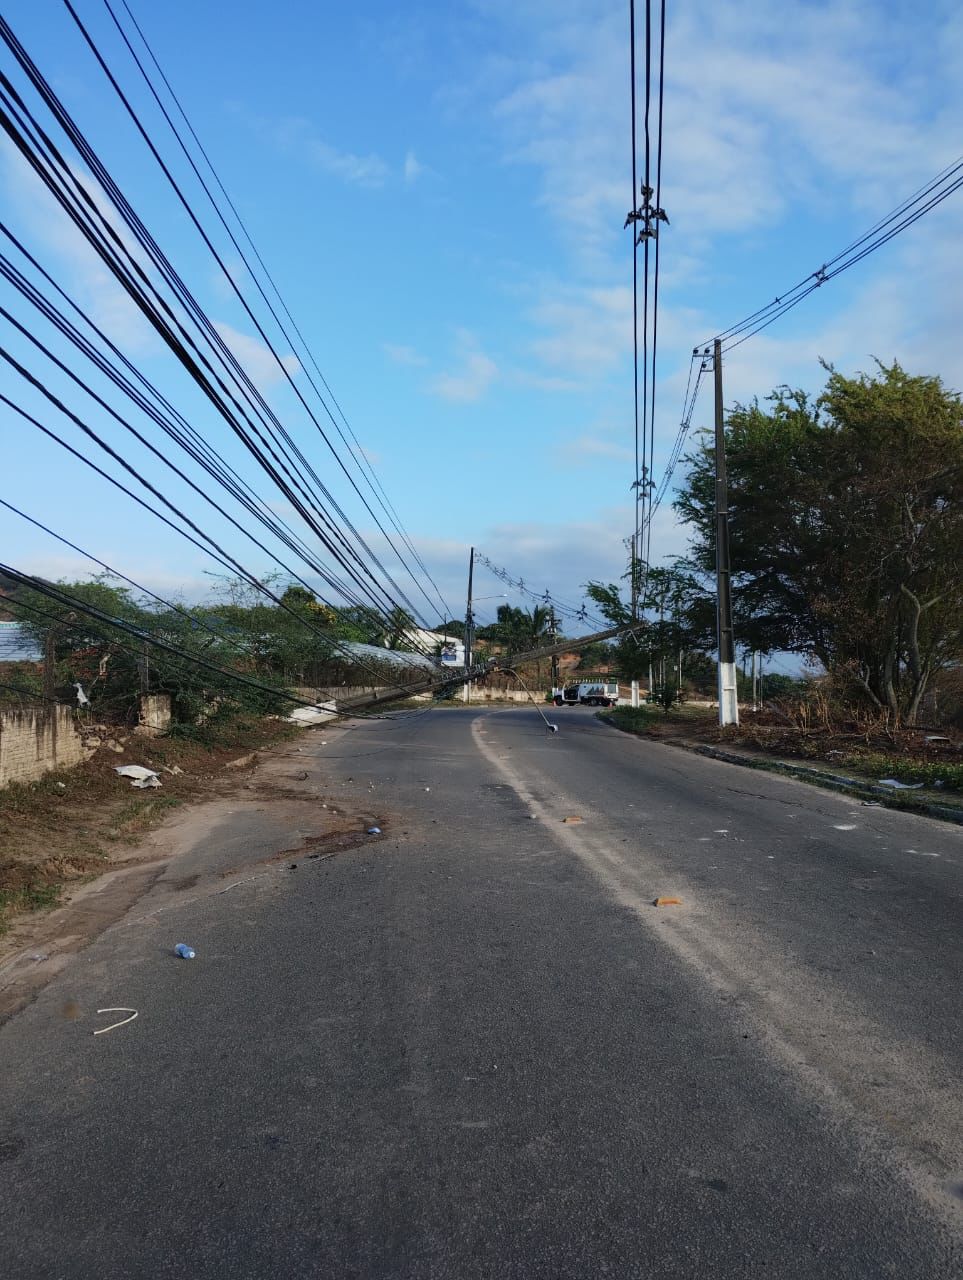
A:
[478,604,553,654]
[585,562,709,688]
[575,640,614,671]
[675,361,963,724]
[434,619,466,640]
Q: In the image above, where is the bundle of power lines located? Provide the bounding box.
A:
[0,3,456,704]
[624,0,667,614]
[644,150,963,536]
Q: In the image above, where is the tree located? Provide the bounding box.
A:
[585,562,709,688]
[434,619,466,640]
[575,640,614,671]
[478,604,552,654]
[674,361,963,724]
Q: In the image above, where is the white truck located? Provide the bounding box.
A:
[552,682,620,708]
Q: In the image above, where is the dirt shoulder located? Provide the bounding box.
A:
[0,716,302,936]
[0,715,391,1021]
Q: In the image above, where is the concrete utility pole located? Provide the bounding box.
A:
[713,338,739,725]
[549,607,560,694]
[463,546,475,704]
[42,626,57,702]
[751,650,759,711]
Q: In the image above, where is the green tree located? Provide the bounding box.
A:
[675,361,963,723]
[585,562,709,689]
[478,604,552,654]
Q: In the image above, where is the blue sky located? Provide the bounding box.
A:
[1,0,961,636]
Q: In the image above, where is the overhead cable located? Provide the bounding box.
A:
[105,0,452,623]
[0,16,437,640]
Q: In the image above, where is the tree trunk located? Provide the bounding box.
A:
[899,584,937,727]
[881,634,900,723]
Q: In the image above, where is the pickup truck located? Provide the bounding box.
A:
[552,682,620,708]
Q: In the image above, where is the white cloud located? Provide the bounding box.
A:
[4,549,212,600]
[213,257,250,300]
[383,342,429,367]
[529,284,632,373]
[404,150,426,184]
[360,506,690,627]
[213,322,301,392]
[509,369,584,392]
[485,0,959,261]
[559,435,633,463]
[428,330,498,402]
[0,138,158,353]
[462,0,963,485]
[263,115,389,187]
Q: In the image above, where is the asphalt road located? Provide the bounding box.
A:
[1,705,961,1278]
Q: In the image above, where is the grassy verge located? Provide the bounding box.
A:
[834,753,963,794]
[600,706,963,815]
[600,704,712,734]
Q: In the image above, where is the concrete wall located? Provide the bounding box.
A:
[0,705,91,788]
[464,688,549,703]
[136,693,172,736]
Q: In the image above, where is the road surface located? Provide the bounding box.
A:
[1,705,961,1277]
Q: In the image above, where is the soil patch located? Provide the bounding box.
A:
[0,716,298,933]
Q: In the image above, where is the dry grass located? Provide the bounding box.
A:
[604,704,962,795]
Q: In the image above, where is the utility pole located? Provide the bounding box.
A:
[751,650,759,711]
[713,338,739,725]
[42,626,57,702]
[464,545,474,704]
[549,607,559,695]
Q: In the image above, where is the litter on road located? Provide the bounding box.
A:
[173,943,196,959]
[114,764,162,789]
[877,778,925,790]
[562,815,583,825]
[93,1008,138,1036]
[654,896,683,907]
[366,826,382,835]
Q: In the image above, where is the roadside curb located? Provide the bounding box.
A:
[597,715,963,827]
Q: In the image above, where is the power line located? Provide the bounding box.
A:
[0,387,437,687]
[0,497,448,696]
[644,0,667,583]
[0,567,431,719]
[0,235,438,657]
[0,16,439,642]
[70,0,450,626]
[706,153,963,354]
[624,0,668,611]
[473,553,608,630]
[644,152,963,533]
[105,0,452,625]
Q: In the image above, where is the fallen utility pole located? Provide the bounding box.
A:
[713,337,739,726]
[336,623,636,715]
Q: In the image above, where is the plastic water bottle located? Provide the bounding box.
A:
[174,943,195,959]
